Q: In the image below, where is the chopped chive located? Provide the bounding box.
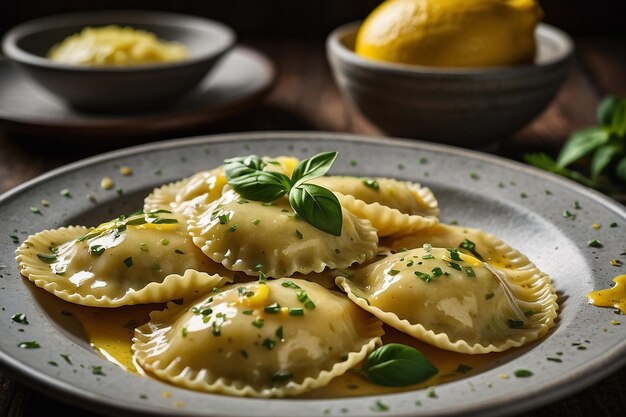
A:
[41,199,49,207]
[159,238,170,246]
[388,269,400,276]
[447,248,462,261]
[362,178,380,191]
[123,257,133,267]
[610,222,618,228]
[89,245,105,256]
[174,249,184,254]
[455,364,473,374]
[275,326,284,340]
[91,365,105,376]
[459,238,483,260]
[463,266,476,278]
[507,319,524,329]
[588,239,603,248]
[30,207,41,214]
[37,253,57,264]
[10,234,19,244]
[547,357,562,363]
[563,210,576,220]
[262,338,276,350]
[295,229,303,239]
[60,354,72,364]
[252,218,260,225]
[218,213,230,224]
[18,341,40,349]
[406,260,414,267]
[448,262,461,271]
[281,281,301,289]
[240,350,249,358]
[151,218,178,224]
[264,303,282,314]
[242,310,253,315]
[422,254,435,260]
[139,243,149,252]
[12,313,28,324]
[514,369,533,378]
[151,263,161,271]
[485,293,495,300]
[431,267,443,277]
[470,172,480,180]
[371,400,390,411]
[126,217,148,226]
[288,307,304,316]
[414,271,432,282]
[228,224,238,232]
[252,318,264,328]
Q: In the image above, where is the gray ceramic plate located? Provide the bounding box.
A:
[0,46,275,143]
[0,132,624,417]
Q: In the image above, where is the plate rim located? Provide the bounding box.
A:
[1,130,625,417]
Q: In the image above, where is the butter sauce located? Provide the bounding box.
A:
[587,275,626,314]
[38,292,514,398]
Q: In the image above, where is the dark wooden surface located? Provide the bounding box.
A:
[1,36,625,416]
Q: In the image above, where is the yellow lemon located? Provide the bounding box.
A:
[355,0,543,67]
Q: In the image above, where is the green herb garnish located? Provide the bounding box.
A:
[18,341,41,349]
[362,178,380,191]
[123,257,134,267]
[459,238,483,261]
[514,369,534,378]
[361,343,438,387]
[525,96,626,198]
[264,303,282,314]
[37,253,57,264]
[588,239,603,248]
[89,245,105,256]
[224,152,343,236]
[12,313,29,324]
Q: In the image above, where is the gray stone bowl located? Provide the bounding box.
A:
[1,11,235,113]
[327,22,573,147]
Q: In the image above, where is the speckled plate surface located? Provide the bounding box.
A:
[0,132,624,417]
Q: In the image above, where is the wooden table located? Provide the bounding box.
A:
[1,37,625,417]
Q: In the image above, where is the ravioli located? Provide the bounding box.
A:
[133,277,383,397]
[337,242,557,353]
[16,211,232,307]
[187,189,378,277]
[311,176,438,236]
[144,156,299,214]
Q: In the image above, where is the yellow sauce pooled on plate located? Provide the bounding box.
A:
[587,275,626,314]
[39,292,515,398]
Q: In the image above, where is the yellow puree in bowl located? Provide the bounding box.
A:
[355,0,543,67]
[47,25,188,66]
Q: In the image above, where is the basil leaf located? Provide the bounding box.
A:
[291,152,338,187]
[289,183,342,236]
[616,157,626,183]
[525,153,607,189]
[556,127,610,168]
[591,143,622,180]
[229,171,291,202]
[362,343,438,387]
[598,96,626,137]
[224,155,267,182]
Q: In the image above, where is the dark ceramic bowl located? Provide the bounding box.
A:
[1,11,235,113]
[327,22,573,147]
